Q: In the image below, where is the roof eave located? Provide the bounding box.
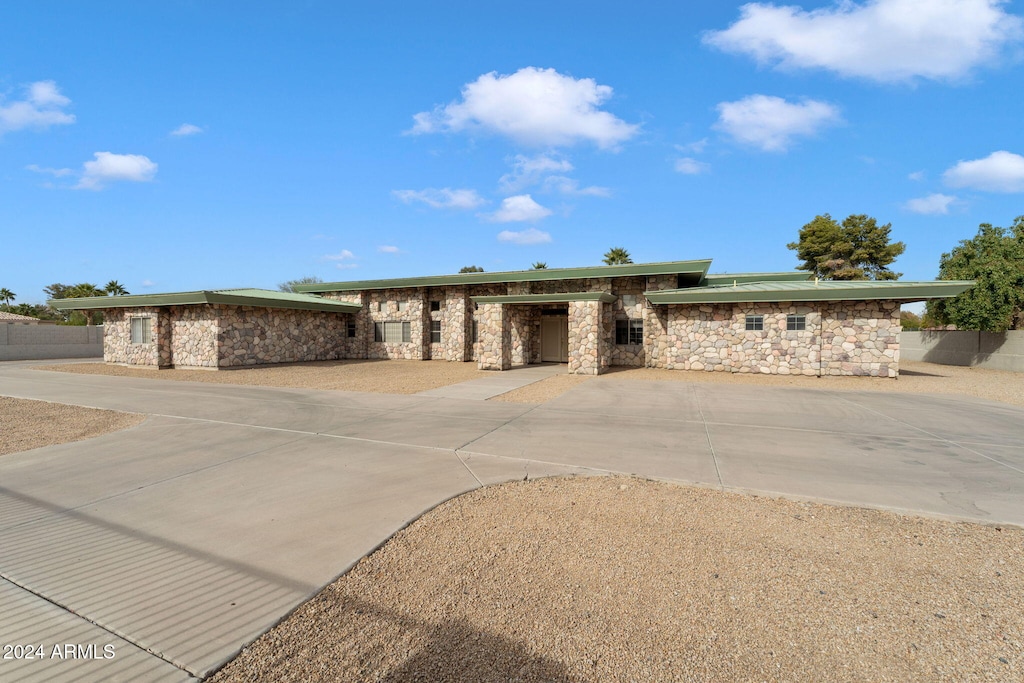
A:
[643,281,976,305]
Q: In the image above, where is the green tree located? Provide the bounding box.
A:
[531,261,548,269]
[899,310,922,330]
[927,217,1024,331]
[787,214,905,280]
[278,276,324,293]
[458,265,485,273]
[104,280,129,295]
[602,247,632,265]
[0,288,14,305]
[48,283,106,325]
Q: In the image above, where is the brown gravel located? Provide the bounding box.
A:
[36,359,487,394]
[492,361,1024,407]
[210,476,1023,683]
[0,396,145,457]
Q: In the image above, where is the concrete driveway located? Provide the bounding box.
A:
[1,361,1022,682]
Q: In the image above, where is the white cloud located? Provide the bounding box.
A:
[703,0,1023,82]
[714,95,841,152]
[676,139,708,154]
[409,67,639,149]
[141,279,155,287]
[75,152,158,190]
[324,249,356,261]
[943,150,1024,192]
[499,153,574,192]
[392,187,486,210]
[908,170,925,181]
[675,157,710,174]
[904,193,956,214]
[0,80,75,134]
[497,227,553,245]
[378,245,400,253]
[335,263,358,270]
[26,164,73,177]
[542,176,611,197]
[170,123,203,136]
[486,194,553,223]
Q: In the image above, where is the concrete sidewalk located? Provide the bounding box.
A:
[0,362,1022,681]
[415,362,565,400]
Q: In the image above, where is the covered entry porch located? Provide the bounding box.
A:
[471,292,616,375]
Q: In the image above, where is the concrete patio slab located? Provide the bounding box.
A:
[415,363,565,400]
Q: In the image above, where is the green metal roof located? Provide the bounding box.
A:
[643,280,976,305]
[48,288,361,314]
[295,260,713,293]
[702,272,813,285]
[471,292,617,305]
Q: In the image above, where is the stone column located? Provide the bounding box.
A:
[444,287,468,362]
[568,300,606,375]
[477,302,510,371]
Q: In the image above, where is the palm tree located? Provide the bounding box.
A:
[0,288,14,306]
[531,262,548,269]
[104,280,129,296]
[68,283,106,325]
[602,247,633,265]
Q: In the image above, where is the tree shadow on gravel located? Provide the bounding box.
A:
[343,599,579,683]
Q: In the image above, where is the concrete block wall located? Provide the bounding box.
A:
[0,323,103,361]
[902,330,1024,372]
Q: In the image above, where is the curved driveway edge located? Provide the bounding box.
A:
[0,363,1021,681]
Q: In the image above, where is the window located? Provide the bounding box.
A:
[472,320,478,344]
[430,300,441,312]
[745,315,764,331]
[787,314,807,331]
[346,321,356,338]
[374,321,411,343]
[397,301,408,313]
[430,320,441,343]
[615,319,643,345]
[130,317,152,344]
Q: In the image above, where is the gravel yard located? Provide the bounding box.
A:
[0,396,144,457]
[211,476,1023,683]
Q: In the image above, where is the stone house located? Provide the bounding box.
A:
[53,260,973,377]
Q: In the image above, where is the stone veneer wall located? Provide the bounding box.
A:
[102,307,166,367]
[567,300,608,375]
[170,306,219,368]
[820,300,900,377]
[648,300,899,377]
[216,305,349,367]
[477,302,510,370]
[366,288,424,360]
[609,277,646,367]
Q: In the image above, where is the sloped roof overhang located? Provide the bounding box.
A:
[643,280,976,305]
[48,288,361,314]
[296,260,712,293]
[470,292,617,305]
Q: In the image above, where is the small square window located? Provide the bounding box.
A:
[787,314,807,331]
[130,317,152,344]
[430,320,441,343]
[430,300,441,312]
[397,301,408,313]
[346,321,356,338]
[745,315,764,331]
[615,319,643,345]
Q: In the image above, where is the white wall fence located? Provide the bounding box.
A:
[0,324,103,361]
[902,330,1024,373]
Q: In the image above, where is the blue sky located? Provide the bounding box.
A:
[2,0,1023,306]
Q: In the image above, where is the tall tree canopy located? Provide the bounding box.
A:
[0,288,14,305]
[927,217,1024,331]
[458,265,485,273]
[602,247,632,265]
[278,276,324,293]
[104,280,129,295]
[787,214,905,280]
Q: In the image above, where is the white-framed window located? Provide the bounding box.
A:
[787,314,807,331]
[130,317,152,344]
[430,320,441,343]
[397,301,408,313]
[375,321,411,343]
[745,315,764,331]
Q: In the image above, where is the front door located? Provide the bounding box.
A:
[541,315,568,362]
